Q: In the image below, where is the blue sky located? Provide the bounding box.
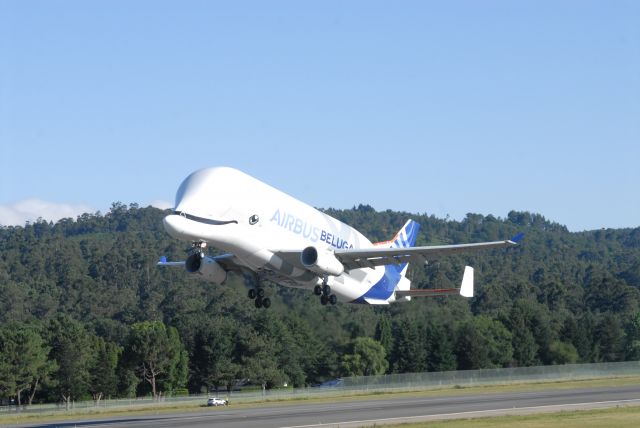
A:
[1,1,638,231]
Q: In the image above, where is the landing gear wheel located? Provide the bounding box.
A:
[320,295,329,306]
[313,285,322,296]
[262,298,271,309]
[329,294,337,305]
[257,288,266,298]
[322,285,331,296]
[254,298,263,308]
[248,289,257,299]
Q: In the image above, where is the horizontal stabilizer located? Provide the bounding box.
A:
[395,265,474,299]
[395,288,461,297]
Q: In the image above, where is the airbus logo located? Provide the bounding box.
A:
[270,208,353,249]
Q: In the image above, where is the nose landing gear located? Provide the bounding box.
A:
[190,241,207,258]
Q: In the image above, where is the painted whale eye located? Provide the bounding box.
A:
[249,214,259,225]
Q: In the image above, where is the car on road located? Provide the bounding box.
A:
[207,397,228,406]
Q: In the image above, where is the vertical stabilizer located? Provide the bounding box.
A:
[390,219,420,250]
[393,220,420,285]
[460,266,474,297]
[373,220,421,300]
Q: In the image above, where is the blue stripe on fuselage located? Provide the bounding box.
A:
[351,262,406,304]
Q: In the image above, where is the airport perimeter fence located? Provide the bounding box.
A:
[2,360,639,416]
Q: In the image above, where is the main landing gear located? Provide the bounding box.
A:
[245,274,270,309]
[314,279,337,306]
[248,287,271,309]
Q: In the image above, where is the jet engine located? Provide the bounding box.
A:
[185,253,227,284]
[301,246,344,277]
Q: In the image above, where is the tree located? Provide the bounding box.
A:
[390,316,426,373]
[0,330,17,402]
[585,270,640,314]
[125,321,187,399]
[548,341,578,364]
[507,302,539,366]
[341,337,388,377]
[237,330,286,392]
[455,316,512,370]
[594,314,625,362]
[425,322,456,372]
[284,314,328,386]
[374,313,393,361]
[561,314,592,362]
[625,311,640,360]
[10,326,56,406]
[47,315,93,408]
[260,314,307,387]
[27,356,56,405]
[189,324,238,393]
[89,337,121,404]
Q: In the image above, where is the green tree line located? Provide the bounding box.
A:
[0,203,639,404]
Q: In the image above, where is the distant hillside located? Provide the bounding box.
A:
[1,203,639,402]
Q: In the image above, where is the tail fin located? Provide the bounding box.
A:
[391,219,420,249]
[375,219,420,249]
[374,220,421,298]
[393,220,420,280]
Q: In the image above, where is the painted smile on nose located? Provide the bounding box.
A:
[172,211,238,226]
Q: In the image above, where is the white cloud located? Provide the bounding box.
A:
[0,199,95,226]
[149,200,173,210]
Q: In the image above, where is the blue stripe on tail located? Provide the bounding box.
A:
[393,219,420,249]
[388,219,420,276]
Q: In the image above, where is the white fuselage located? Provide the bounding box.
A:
[163,167,393,303]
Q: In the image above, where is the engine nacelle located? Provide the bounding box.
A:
[185,254,227,284]
[301,246,344,277]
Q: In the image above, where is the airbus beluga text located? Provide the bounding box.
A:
[159,167,523,308]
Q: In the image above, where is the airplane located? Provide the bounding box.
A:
[158,167,523,308]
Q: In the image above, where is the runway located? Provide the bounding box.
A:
[11,385,640,428]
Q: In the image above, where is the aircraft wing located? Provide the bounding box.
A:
[334,233,524,271]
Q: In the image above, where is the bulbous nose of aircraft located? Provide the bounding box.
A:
[163,214,190,241]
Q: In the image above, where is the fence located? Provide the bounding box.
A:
[2,361,639,416]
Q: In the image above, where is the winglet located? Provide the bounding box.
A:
[510,232,525,244]
[160,256,167,263]
[460,266,474,298]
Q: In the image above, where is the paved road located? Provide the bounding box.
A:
[9,385,640,428]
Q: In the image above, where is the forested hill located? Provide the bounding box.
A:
[1,203,640,403]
